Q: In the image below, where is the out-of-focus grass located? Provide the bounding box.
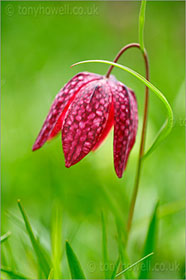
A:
[1,200,155,279]
[66,241,86,279]
[138,202,158,279]
[1,1,185,279]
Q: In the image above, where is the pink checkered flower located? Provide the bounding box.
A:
[32,72,138,178]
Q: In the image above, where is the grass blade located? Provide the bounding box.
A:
[116,252,154,278]
[138,0,146,52]
[51,202,62,279]
[0,267,29,279]
[66,241,86,279]
[17,199,50,278]
[101,212,109,279]
[72,60,173,159]
[115,221,135,279]
[138,203,158,279]
[111,257,120,279]
[0,231,11,243]
[48,268,54,280]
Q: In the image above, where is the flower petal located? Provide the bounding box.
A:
[113,83,138,178]
[123,89,138,165]
[92,101,114,151]
[32,72,101,151]
[62,79,112,167]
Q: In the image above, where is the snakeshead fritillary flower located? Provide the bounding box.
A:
[32,72,138,178]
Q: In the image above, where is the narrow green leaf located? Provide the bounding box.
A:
[133,199,184,232]
[51,202,62,279]
[116,252,154,278]
[101,212,109,279]
[111,257,120,279]
[17,199,50,278]
[72,60,173,159]
[138,203,158,279]
[66,241,86,279]
[158,199,185,219]
[3,237,17,271]
[138,0,147,52]
[115,221,135,279]
[48,268,54,280]
[0,231,11,243]
[0,267,29,279]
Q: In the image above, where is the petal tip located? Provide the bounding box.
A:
[65,162,71,168]
[32,144,39,151]
[114,164,125,178]
[116,170,123,179]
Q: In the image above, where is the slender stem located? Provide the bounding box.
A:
[106,43,150,237]
[106,43,141,78]
[127,49,149,236]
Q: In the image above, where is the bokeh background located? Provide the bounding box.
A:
[1,1,185,279]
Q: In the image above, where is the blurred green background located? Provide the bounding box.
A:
[1,1,185,279]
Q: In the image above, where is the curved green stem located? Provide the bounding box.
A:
[139,0,147,52]
[126,49,149,236]
[71,59,173,159]
[102,42,150,235]
[105,43,141,78]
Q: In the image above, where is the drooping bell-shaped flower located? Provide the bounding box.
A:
[32,72,138,178]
